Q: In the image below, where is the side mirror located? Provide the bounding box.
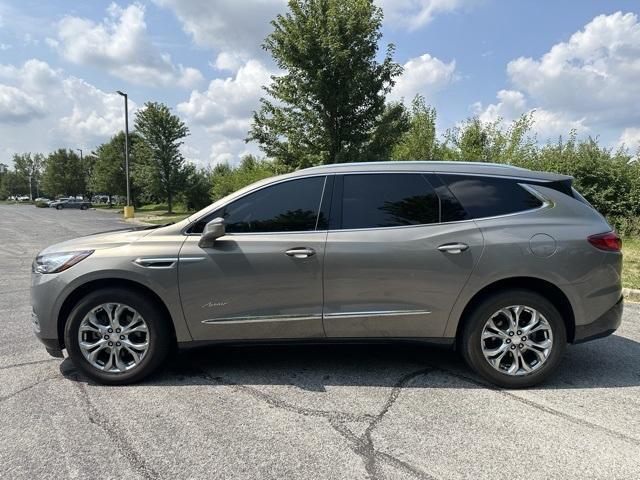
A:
[198,217,226,248]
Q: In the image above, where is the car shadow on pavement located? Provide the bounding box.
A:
[60,333,640,390]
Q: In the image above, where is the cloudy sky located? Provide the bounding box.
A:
[0,0,639,167]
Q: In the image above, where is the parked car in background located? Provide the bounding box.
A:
[17,195,31,202]
[35,197,51,203]
[31,161,623,387]
[49,198,92,210]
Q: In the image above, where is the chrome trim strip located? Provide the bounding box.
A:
[202,313,322,325]
[324,309,431,319]
[133,257,178,268]
[179,256,206,263]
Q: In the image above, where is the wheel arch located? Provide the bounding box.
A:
[57,278,177,349]
[454,277,576,345]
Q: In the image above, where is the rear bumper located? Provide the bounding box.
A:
[573,296,623,344]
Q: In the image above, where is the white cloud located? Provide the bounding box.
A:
[506,11,640,127]
[618,128,640,152]
[214,52,244,72]
[0,59,129,157]
[0,84,46,123]
[474,12,640,144]
[378,0,479,30]
[178,60,273,130]
[388,53,456,102]
[177,59,275,165]
[473,89,589,139]
[153,0,286,63]
[51,3,202,88]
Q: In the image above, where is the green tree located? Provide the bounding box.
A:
[248,0,402,167]
[12,153,45,199]
[134,102,190,213]
[0,170,29,199]
[41,149,88,198]
[361,102,410,161]
[181,165,212,211]
[89,132,146,203]
[211,155,278,200]
[391,96,438,161]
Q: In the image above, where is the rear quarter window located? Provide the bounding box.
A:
[439,174,543,219]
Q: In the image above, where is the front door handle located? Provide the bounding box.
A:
[437,243,469,254]
[285,247,316,259]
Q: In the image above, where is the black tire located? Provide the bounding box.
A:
[56,204,62,210]
[64,287,171,385]
[80,205,88,210]
[460,289,567,388]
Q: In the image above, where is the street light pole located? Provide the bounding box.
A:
[116,90,133,218]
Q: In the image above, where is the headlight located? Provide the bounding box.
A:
[32,250,94,274]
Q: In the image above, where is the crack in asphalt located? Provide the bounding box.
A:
[193,367,375,423]
[193,365,436,480]
[429,365,640,447]
[68,370,159,480]
[0,375,58,403]
[328,368,436,480]
[0,358,58,371]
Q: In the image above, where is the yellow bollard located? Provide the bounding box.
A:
[123,205,135,219]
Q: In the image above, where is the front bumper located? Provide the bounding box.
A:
[31,309,64,357]
[573,296,623,344]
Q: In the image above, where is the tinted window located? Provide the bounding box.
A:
[190,176,326,234]
[340,174,439,229]
[425,174,470,222]
[439,174,542,219]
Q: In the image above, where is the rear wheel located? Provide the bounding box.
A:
[64,288,171,385]
[461,289,566,388]
[56,205,62,210]
[80,204,88,210]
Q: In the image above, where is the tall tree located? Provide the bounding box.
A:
[41,149,87,198]
[248,0,402,167]
[89,132,145,202]
[0,170,29,199]
[134,102,189,213]
[12,153,45,199]
[391,96,438,161]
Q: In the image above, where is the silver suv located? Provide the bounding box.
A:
[31,162,623,387]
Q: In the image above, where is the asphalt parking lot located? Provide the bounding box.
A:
[1,203,639,479]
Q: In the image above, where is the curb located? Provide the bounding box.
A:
[91,207,155,226]
[622,288,640,303]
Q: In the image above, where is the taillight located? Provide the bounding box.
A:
[588,232,622,252]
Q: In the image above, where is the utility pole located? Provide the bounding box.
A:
[116,91,133,218]
[76,149,84,200]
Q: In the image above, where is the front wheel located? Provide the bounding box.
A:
[64,288,171,385]
[460,289,567,388]
[56,205,62,210]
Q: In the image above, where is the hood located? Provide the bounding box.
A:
[39,227,154,255]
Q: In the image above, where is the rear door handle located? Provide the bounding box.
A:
[285,247,316,259]
[437,243,469,254]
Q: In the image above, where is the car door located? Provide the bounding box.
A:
[323,172,483,339]
[178,175,332,341]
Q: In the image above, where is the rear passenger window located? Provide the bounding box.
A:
[340,174,439,229]
[439,174,542,219]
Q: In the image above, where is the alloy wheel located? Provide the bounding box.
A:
[480,305,553,376]
[78,303,149,373]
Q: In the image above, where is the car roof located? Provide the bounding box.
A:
[291,161,572,182]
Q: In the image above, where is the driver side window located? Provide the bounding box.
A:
[189,176,327,234]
